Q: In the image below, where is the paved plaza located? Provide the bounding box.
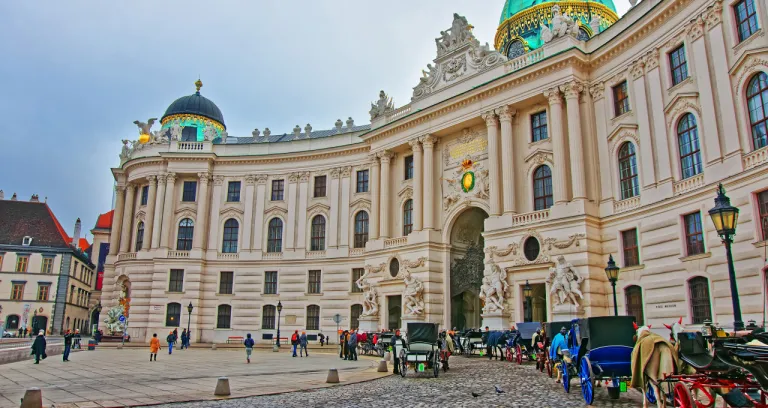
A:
[0,348,381,408]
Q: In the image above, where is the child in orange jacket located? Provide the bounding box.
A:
[149,333,160,361]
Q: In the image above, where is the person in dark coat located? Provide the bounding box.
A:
[391,329,404,374]
[63,330,73,362]
[348,329,358,361]
[30,330,46,364]
[318,332,325,346]
[180,329,188,350]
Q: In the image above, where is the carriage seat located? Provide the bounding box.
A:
[408,342,435,353]
[678,332,731,371]
[721,343,768,390]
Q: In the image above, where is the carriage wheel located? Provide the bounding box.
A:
[433,355,440,378]
[673,383,695,408]
[562,362,571,393]
[506,347,513,362]
[579,356,595,405]
[400,359,407,378]
[546,357,553,378]
[516,345,523,365]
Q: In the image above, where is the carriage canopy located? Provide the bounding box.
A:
[407,322,439,343]
[575,316,636,349]
[516,322,542,340]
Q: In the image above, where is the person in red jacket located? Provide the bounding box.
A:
[291,330,299,357]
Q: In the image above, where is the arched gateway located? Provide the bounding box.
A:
[447,207,488,330]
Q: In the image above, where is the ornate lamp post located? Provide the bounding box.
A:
[605,255,620,316]
[276,301,283,349]
[708,184,744,331]
[523,280,533,322]
[186,302,194,343]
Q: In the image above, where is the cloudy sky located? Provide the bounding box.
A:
[0,0,631,240]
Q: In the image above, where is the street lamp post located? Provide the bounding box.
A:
[708,183,744,331]
[186,302,194,344]
[523,280,533,323]
[276,301,283,349]
[605,255,621,317]
[32,310,38,334]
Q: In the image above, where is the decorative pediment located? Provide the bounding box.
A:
[175,209,196,221]
[174,203,196,215]
[398,185,413,201]
[219,206,245,218]
[607,124,640,155]
[731,49,768,95]
[664,93,701,127]
[307,202,330,220]
[524,148,553,165]
[134,210,146,221]
[264,205,288,217]
[411,13,506,101]
[350,197,371,214]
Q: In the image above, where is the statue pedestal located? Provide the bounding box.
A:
[552,304,581,322]
[401,315,425,333]
[358,316,379,332]
[481,312,510,331]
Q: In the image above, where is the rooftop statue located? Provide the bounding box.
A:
[369,90,394,120]
[133,118,157,136]
[541,5,580,44]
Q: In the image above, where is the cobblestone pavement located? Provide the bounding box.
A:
[151,356,646,408]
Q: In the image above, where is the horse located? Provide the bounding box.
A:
[485,330,512,360]
[631,322,678,408]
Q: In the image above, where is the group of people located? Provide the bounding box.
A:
[147,328,191,361]
[28,328,85,364]
[339,329,367,361]
[290,330,310,357]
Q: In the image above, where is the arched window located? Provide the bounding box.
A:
[677,114,703,179]
[533,165,553,211]
[307,305,320,330]
[402,199,413,236]
[311,215,326,251]
[135,221,145,251]
[222,219,239,253]
[688,277,712,324]
[625,285,644,325]
[262,305,276,329]
[354,211,369,248]
[176,218,194,251]
[5,315,19,330]
[267,218,283,253]
[618,142,640,200]
[747,72,768,150]
[351,304,363,330]
[217,305,232,329]
[166,302,181,327]
[506,40,525,59]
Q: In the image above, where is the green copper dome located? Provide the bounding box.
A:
[499,0,617,23]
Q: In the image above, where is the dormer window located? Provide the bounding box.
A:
[22,236,33,246]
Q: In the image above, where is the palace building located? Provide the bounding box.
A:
[104,0,768,343]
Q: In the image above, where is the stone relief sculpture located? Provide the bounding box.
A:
[120,140,133,161]
[170,124,182,141]
[133,118,157,136]
[103,306,125,334]
[546,255,584,307]
[402,270,425,316]
[356,277,379,317]
[369,90,394,120]
[479,261,509,313]
[152,127,169,144]
[203,125,217,141]
[590,14,601,35]
[541,5,580,44]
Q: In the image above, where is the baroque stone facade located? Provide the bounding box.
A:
[104,0,768,342]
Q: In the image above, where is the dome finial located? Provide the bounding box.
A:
[195,78,203,94]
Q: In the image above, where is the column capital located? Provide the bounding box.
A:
[367,153,379,164]
[481,111,498,127]
[703,0,723,29]
[198,172,211,185]
[165,172,177,183]
[115,184,126,194]
[561,81,585,100]
[378,150,394,163]
[630,59,646,80]
[213,175,225,186]
[686,16,706,41]
[330,168,341,179]
[157,174,167,186]
[147,174,157,183]
[255,174,269,184]
[420,134,438,148]
[544,87,562,105]
[495,105,517,122]
[245,174,256,185]
[644,48,660,71]
[341,166,352,178]
[589,82,606,101]
[408,138,423,152]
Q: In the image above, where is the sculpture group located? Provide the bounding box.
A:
[479,261,510,314]
[546,255,584,307]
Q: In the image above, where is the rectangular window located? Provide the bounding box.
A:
[759,190,768,240]
[622,229,640,267]
[11,283,24,300]
[37,284,50,301]
[684,212,705,256]
[15,256,28,272]
[168,269,184,292]
[351,268,364,293]
[227,181,241,202]
[219,271,234,295]
[271,180,284,201]
[531,111,548,142]
[69,285,75,303]
[264,271,278,295]
[669,45,689,86]
[314,176,327,198]
[308,270,321,294]
[404,156,414,180]
[262,305,276,329]
[140,185,149,206]
[41,257,53,274]
[182,181,197,202]
[356,170,369,193]
[613,81,630,117]
[166,303,181,327]
[306,305,320,330]
[735,0,759,42]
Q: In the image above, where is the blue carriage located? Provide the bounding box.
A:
[559,316,636,405]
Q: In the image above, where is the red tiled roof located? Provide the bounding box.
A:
[78,238,91,251]
[95,210,114,229]
[0,200,71,248]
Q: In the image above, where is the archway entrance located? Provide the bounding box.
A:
[449,207,488,330]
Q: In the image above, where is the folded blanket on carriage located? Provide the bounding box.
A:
[631,331,678,390]
[746,339,768,347]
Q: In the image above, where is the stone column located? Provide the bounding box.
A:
[630,61,658,189]
[207,176,224,252]
[370,156,380,240]
[644,51,673,184]
[143,175,158,251]
[562,81,587,200]
[296,172,310,249]
[119,184,136,253]
[589,84,614,203]
[409,139,423,231]
[285,173,299,250]
[192,172,210,250]
[151,174,166,249]
[159,173,177,249]
[689,20,723,165]
[328,168,341,248]
[422,135,437,229]
[242,175,256,250]
[252,175,268,252]
[379,151,393,238]
[497,106,517,213]
[108,185,125,255]
[544,88,568,204]
[339,167,352,247]
[482,111,502,215]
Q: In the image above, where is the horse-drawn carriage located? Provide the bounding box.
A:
[544,320,573,377]
[506,322,543,366]
[459,329,486,356]
[375,331,395,357]
[397,322,441,378]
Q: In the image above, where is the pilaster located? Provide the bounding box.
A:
[379,151,394,238]
[339,167,352,247]
[242,175,256,251]
[409,139,424,231]
[252,175,268,252]
[630,60,658,191]
[151,174,166,249]
[192,172,210,250]
[544,87,568,204]
[159,173,176,249]
[143,175,158,251]
[207,176,224,252]
[422,135,437,230]
[497,106,517,213]
[119,184,136,253]
[369,156,380,240]
[108,185,125,255]
[328,168,341,248]
[562,81,587,200]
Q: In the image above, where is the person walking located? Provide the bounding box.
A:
[348,329,358,361]
[30,330,46,364]
[180,329,188,350]
[391,329,404,374]
[149,333,160,361]
[299,331,308,357]
[62,330,73,362]
[318,332,325,347]
[244,333,255,363]
[172,328,178,347]
[290,330,299,357]
[166,331,175,354]
[339,330,347,359]
[73,329,82,349]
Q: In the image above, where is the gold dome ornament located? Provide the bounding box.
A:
[138,133,150,144]
[195,78,203,93]
[133,118,158,145]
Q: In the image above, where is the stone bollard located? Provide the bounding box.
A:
[383,352,391,362]
[117,344,123,350]
[20,387,42,408]
[377,359,388,373]
[326,368,340,383]
[214,377,231,396]
[211,344,217,350]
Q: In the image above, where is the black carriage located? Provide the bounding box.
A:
[543,320,573,377]
[397,323,441,378]
[375,331,395,357]
[508,322,543,366]
[459,330,485,356]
